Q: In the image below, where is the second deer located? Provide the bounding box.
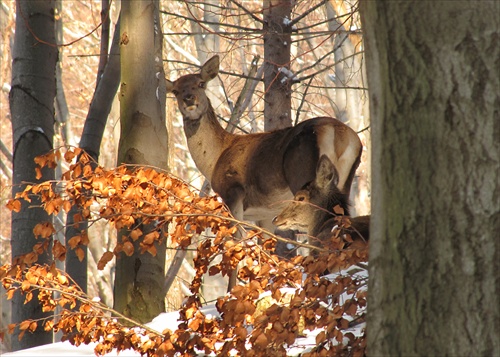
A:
[273,155,370,254]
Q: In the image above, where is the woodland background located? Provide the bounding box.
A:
[1,0,498,356]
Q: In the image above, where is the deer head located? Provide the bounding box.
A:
[272,155,349,235]
[166,55,220,120]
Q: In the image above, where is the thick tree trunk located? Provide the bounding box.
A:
[361,1,499,355]
[113,0,169,323]
[9,0,57,350]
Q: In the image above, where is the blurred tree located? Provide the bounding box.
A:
[113,0,169,323]
[9,0,57,350]
[361,1,499,355]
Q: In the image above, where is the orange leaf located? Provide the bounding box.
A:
[97,251,114,270]
[253,333,268,349]
[316,330,326,345]
[62,200,72,213]
[33,222,55,239]
[333,205,345,215]
[8,324,16,334]
[18,330,25,341]
[122,241,134,256]
[130,228,142,241]
[19,320,31,331]
[35,167,42,180]
[44,320,54,332]
[24,291,33,304]
[143,231,159,245]
[6,199,21,212]
[21,280,31,292]
[147,244,157,256]
[23,252,38,265]
[68,235,81,249]
[52,241,66,261]
[75,247,85,262]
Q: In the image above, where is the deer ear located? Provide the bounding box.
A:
[201,55,220,81]
[315,155,338,189]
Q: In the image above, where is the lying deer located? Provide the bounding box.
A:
[273,154,370,253]
[166,56,362,229]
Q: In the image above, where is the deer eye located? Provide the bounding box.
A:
[198,81,206,89]
[171,90,179,96]
[296,194,306,202]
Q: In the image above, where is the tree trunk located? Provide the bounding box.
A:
[113,0,169,323]
[263,0,292,131]
[9,0,57,350]
[361,1,500,355]
[262,0,297,258]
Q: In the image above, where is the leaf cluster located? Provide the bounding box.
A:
[2,147,368,356]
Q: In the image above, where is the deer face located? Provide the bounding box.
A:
[273,155,347,234]
[272,188,318,232]
[166,56,220,121]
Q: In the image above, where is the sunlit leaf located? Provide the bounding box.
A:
[6,199,21,212]
[97,251,114,270]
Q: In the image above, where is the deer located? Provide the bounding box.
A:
[166,56,362,288]
[272,154,370,254]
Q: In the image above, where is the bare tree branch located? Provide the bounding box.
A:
[289,0,328,27]
[229,0,264,25]
[95,0,111,89]
[0,139,13,162]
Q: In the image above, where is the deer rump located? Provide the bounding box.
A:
[210,117,361,223]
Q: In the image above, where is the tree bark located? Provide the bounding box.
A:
[9,0,57,350]
[113,0,169,323]
[361,1,500,355]
[263,0,292,131]
[262,1,297,258]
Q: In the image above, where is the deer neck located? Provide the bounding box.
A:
[310,194,350,238]
[183,103,232,181]
[311,210,333,238]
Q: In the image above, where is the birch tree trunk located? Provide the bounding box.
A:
[9,0,57,350]
[113,0,169,323]
[361,1,500,355]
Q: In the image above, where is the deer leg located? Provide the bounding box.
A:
[226,193,245,293]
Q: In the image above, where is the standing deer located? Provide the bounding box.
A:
[273,155,370,252]
[166,56,362,224]
[166,56,362,288]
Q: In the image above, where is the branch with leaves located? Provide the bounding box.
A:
[2,147,368,356]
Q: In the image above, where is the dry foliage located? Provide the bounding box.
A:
[1,148,368,356]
